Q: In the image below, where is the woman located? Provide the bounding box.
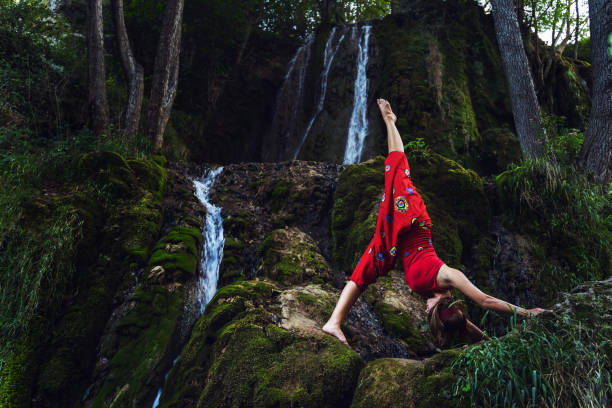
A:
[322,98,547,348]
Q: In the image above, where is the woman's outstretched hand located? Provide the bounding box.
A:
[525,308,551,317]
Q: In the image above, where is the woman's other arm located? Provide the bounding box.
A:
[437,265,548,317]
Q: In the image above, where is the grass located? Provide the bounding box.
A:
[450,312,610,407]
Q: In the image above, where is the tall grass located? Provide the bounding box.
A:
[451,312,610,407]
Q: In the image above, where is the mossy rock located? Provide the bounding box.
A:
[127,158,168,195]
[405,147,490,245]
[219,236,248,285]
[256,227,333,286]
[373,302,426,352]
[331,155,386,273]
[350,352,460,408]
[158,280,364,408]
[88,287,185,407]
[76,151,137,198]
[148,226,203,281]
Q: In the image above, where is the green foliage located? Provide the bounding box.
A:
[0,0,86,138]
[451,313,610,407]
[496,122,611,290]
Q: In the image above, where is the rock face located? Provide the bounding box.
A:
[168,0,589,176]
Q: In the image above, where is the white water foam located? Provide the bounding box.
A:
[343,25,372,164]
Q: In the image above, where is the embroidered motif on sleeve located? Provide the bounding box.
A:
[385,164,391,171]
[404,168,410,177]
[389,246,396,256]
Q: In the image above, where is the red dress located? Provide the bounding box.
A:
[349,150,445,297]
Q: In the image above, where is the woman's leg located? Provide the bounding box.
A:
[377,98,403,153]
[322,280,362,346]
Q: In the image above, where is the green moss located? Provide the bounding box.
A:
[127,159,168,195]
[256,228,332,286]
[373,302,426,352]
[269,179,293,212]
[331,156,385,272]
[90,288,185,407]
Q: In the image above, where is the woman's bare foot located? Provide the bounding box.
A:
[377,98,397,123]
[322,320,350,347]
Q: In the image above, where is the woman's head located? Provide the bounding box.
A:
[427,295,467,348]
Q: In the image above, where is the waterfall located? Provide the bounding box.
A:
[293,26,346,160]
[266,35,314,161]
[152,166,225,408]
[343,25,372,164]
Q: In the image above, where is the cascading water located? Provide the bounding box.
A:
[343,25,372,164]
[151,166,225,408]
[266,35,314,161]
[293,26,346,160]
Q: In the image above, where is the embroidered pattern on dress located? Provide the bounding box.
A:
[376,252,385,261]
[404,251,411,257]
[385,164,391,171]
[368,247,373,254]
[390,246,397,256]
[406,187,414,195]
[405,168,410,177]
[385,214,393,223]
[381,192,385,202]
[394,196,408,213]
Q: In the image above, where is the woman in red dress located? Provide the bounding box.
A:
[322,99,547,347]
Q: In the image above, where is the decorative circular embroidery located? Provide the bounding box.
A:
[390,246,396,256]
[419,220,428,230]
[368,247,373,254]
[385,214,393,223]
[406,187,414,195]
[376,252,385,261]
[404,251,411,257]
[394,196,408,213]
[404,168,410,177]
[411,217,418,224]
[385,164,391,171]
[417,246,424,251]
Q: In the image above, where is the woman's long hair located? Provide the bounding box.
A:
[427,296,467,348]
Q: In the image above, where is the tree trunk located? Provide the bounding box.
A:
[145,0,184,152]
[574,0,579,59]
[579,0,612,183]
[87,0,108,137]
[491,0,543,158]
[112,0,144,139]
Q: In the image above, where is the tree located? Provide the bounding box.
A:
[87,0,108,137]
[579,0,612,183]
[112,0,144,139]
[145,0,184,152]
[490,0,543,158]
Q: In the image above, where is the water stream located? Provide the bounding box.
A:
[151,165,225,407]
[267,35,314,161]
[343,25,372,164]
[293,26,346,160]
